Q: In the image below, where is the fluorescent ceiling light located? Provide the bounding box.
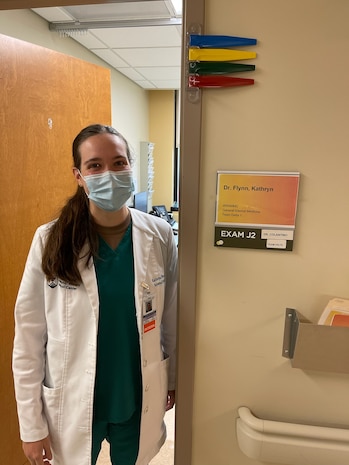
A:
[170,0,182,16]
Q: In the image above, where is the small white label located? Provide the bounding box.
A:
[262,229,293,240]
[266,239,287,249]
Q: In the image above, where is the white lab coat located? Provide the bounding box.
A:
[12,208,177,465]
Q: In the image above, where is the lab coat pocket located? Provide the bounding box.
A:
[140,357,169,447]
[160,356,170,403]
[42,385,62,435]
[44,337,65,389]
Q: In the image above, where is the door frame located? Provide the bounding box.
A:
[175,0,204,463]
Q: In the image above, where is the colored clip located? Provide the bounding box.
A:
[189,34,257,48]
[189,48,256,62]
[189,61,255,75]
[188,75,254,88]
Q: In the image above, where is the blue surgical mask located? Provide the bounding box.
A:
[80,170,134,212]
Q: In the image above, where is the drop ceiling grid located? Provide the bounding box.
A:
[111,46,180,66]
[88,48,130,68]
[31,2,182,89]
[89,25,181,48]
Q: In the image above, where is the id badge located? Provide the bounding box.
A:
[142,283,156,333]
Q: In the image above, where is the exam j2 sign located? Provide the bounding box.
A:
[214,171,300,251]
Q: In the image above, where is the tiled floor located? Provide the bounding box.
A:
[96,408,175,465]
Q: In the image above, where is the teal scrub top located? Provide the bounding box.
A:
[93,224,142,423]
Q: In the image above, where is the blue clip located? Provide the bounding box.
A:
[189,34,257,48]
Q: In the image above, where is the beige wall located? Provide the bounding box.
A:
[0,8,149,185]
[185,0,349,464]
[149,90,175,208]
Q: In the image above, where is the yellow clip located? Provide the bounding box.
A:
[189,48,256,62]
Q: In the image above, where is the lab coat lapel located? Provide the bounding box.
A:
[130,210,153,329]
[79,245,99,320]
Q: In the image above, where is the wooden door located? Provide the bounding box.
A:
[0,33,111,464]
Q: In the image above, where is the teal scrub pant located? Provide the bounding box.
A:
[92,410,141,465]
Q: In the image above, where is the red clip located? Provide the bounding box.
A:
[188,75,254,88]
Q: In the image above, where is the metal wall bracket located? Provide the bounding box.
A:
[281,307,349,373]
[186,22,202,103]
[282,308,299,359]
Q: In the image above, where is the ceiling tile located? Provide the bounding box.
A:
[149,79,180,89]
[114,46,181,67]
[135,80,157,89]
[72,31,109,49]
[117,67,147,80]
[90,48,130,67]
[90,25,181,48]
[135,66,180,80]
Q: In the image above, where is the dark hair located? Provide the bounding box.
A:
[72,124,134,170]
[41,124,133,285]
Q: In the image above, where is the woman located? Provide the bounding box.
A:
[12,124,177,465]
